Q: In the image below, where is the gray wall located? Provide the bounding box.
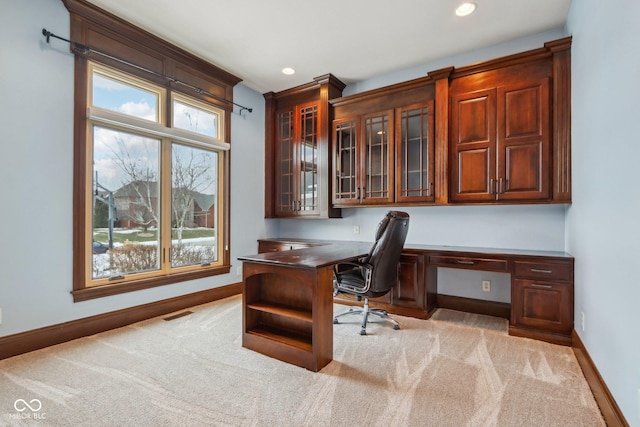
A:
[566,0,640,424]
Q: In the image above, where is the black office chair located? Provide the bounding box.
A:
[333,211,409,335]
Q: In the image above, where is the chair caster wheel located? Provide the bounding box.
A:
[333,319,339,324]
[359,330,367,335]
[393,325,400,330]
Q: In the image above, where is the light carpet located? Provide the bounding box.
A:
[0,295,604,426]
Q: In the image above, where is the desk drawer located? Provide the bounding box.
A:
[513,261,572,282]
[429,255,509,272]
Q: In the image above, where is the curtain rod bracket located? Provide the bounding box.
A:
[41,28,253,114]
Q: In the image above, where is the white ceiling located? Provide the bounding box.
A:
[85,0,571,94]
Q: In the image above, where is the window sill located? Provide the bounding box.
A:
[72,265,231,302]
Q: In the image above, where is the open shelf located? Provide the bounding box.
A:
[247,302,313,323]
[246,325,312,352]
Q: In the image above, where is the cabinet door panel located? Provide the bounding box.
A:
[451,89,496,202]
[333,119,359,205]
[511,279,572,334]
[392,253,426,310]
[297,104,320,215]
[275,110,296,215]
[362,111,394,204]
[504,143,542,192]
[458,148,492,195]
[497,79,550,200]
[396,101,435,203]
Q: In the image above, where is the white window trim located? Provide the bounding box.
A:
[87,106,230,151]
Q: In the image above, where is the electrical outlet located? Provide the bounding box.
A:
[482,280,491,292]
[0,307,2,325]
[353,225,360,234]
[236,266,242,277]
[581,312,585,332]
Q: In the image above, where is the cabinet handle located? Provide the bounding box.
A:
[361,186,365,200]
[455,260,475,265]
[297,200,302,211]
[530,268,553,274]
[489,179,496,194]
[530,283,553,289]
[355,187,359,200]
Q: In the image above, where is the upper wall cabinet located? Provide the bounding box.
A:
[449,38,572,204]
[331,79,437,207]
[264,75,345,218]
[269,37,571,211]
[450,75,550,202]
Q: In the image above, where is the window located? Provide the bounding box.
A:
[75,62,230,300]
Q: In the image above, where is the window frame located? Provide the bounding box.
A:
[72,58,233,302]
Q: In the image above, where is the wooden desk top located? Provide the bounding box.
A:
[238,242,371,269]
[254,238,573,260]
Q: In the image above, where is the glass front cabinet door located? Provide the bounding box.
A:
[274,102,321,217]
[395,100,435,203]
[332,110,394,206]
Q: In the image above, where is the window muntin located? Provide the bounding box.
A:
[86,62,226,288]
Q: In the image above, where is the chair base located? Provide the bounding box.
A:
[333,298,400,335]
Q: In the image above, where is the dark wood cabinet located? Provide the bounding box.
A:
[395,101,436,203]
[265,74,345,218]
[392,252,427,312]
[332,78,437,207]
[448,38,571,204]
[333,110,395,205]
[509,259,574,344]
[241,257,336,372]
[450,76,551,202]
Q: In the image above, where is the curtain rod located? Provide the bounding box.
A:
[42,28,253,114]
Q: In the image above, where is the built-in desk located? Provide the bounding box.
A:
[255,239,574,346]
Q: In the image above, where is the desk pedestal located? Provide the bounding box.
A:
[242,261,334,372]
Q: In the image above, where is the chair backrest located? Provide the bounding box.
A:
[364,211,410,293]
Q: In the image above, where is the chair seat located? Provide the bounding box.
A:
[335,268,390,299]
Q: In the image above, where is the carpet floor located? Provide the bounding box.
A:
[0,295,604,426]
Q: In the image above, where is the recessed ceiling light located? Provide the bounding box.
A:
[282,67,296,75]
[455,2,477,17]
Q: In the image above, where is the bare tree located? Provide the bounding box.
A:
[171,146,214,242]
[107,135,215,245]
[108,136,160,230]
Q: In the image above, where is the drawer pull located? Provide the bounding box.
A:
[455,260,475,265]
[530,268,553,274]
[530,283,553,289]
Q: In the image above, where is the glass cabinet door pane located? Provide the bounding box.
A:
[275,110,294,213]
[334,120,358,201]
[298,105,318,212]
[398,103,434,201]
[364,114,389,200]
